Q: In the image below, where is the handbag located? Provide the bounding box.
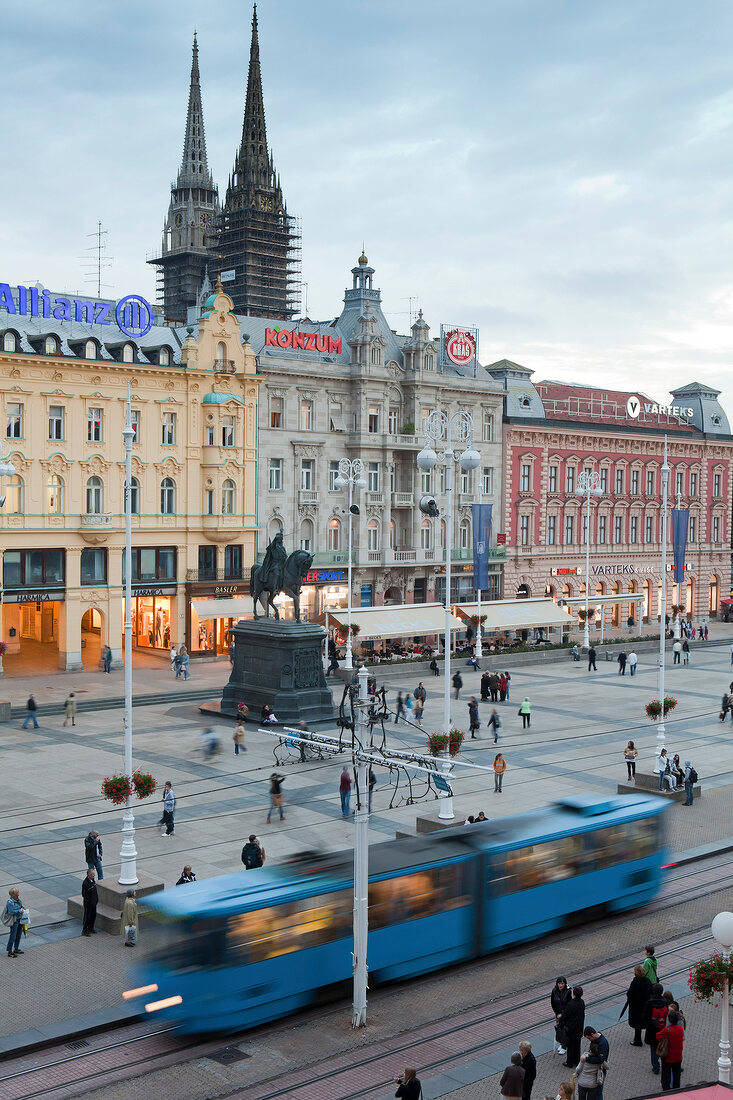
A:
[517,708,522,716]
[125,924,138,945]
[656,1034,669,1058]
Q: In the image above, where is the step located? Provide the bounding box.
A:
[616,779,701,803]
[96,871,165,911]
[9,687,215,719]
[67,897,127,935]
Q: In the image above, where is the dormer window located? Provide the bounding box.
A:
[518,393,531,409]
[2,332,16,352]
[45,336,58,355]
[123,344,134,363]
[85,340,96,360]
[712,414,721,426]
[159,347,170,365]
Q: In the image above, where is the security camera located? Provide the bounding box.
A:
[419,495,440,518]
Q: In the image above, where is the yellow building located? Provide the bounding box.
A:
[0,284,259,674]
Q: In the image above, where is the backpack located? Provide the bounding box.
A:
[688,767,698,784]
[242,843,263,869]
[1,903,11,927]
[651,1002,667,1032]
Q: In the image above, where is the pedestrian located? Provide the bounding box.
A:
[623,741,638,781]
[682,638,690,664]
[394,1067,422,1099]
[261,703,273,724]
[63,692,77,726]
[499,672,508,701]
[233,717,246,755]
[241,834,266,869]
[551,976,571,1056]
[500,1052,525,1100]
[368,767,376,813]
[339,767,352,817]
[180,645,190,680]
[561,985,585,1068]
[3,887,25,957]
[325,650,339,677]
[81,869,98,936]
[617,651,627,675]
[672,639,681,664]
[487,708,502,743]
[414,698,424,724]
[691,625,697,641]
[476,810,487,822]
[468,697,480,738]
[161,781,175,836]
[571,644,579,662]
[642,945,659,985]
[488,672,500,701]
[228,639,235,666]
[722,692,731,721]
[504,670,512,700]
[656,750,675,792]
[452,670,463,699]
[642,982,668,1075]
[628,650,637,676]
[266,772,285,823]
[670,754,685,790]
[656,1009,684,1090]
[552,1085,574,1100]
[583,1026,609,1060]
[84,829,104,880]
[494,752,507,792]
[683,759,697,805]
[519,697,531,729]
[621,964,652,1046]
[103,645,112,674]
[480,672,490,701]
[627,614,635,635]
[170,644,177,673]
[704,624,709,641]
[122,889,138,946]
[519,1041,536,1100]
[574,1042,607,1100]
[429,657,439,676]
[414,682,426,707]
[587,646,597,672]
[395,692,405,723]
[176,865,196,884]
[22,694,38,730]
[405,695,414,722]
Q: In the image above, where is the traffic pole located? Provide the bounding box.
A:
[352,665,370,1027]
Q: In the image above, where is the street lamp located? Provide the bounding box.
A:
[119,389,138,886]
[0,449,16,678]
[576,470,603,650]
[712,911,733,1083]
[417,411,480,820]
[656,438,670,758]
[334,458,366,671]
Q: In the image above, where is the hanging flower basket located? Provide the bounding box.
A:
[427,732,449,755]
[469,615,487,626]
[350,624,361,637]
[0,643,6,656]
[645,696,678,721]
[688,954,733,1003]
[102,774,133,805]
[131,770,157,799]
[448,728,465,756]
[663,696,678,715]
[671,604,683,616]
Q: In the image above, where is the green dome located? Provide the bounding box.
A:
[203,392,243,405]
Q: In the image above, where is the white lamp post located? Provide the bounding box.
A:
[0,449,17,678]
[656,438,670,759]
[417,411,480,820]
[334,458,366,671]
[576,470,602,651]
[712,911,733,1083]
[119,390,138,885]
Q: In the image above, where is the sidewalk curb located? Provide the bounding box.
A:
[8,687,217,720]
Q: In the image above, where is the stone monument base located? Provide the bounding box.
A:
[219,618,336,728]
[617,771,701,803]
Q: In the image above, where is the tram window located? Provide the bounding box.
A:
[226,891,352,965]
[369,865,470,931]
[155,917,223,972]
[495,836,585,895]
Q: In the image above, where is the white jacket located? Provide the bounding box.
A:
[656,753,669,773]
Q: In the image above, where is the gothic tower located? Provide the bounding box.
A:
[210,4,300,318]
[149,33,219,324]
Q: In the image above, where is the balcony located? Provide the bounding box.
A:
[388,433,421,448]
[392,492,414,508]
[393,549,417,562]
[255,550,354,566]
[79,512,117,544]
[186,567,248,583]
[366,550,383,563]
[366,492,384,506]
[298,489,319,505]
[213,359,236,374]
[80,513,112,526]
[202,515,244,543]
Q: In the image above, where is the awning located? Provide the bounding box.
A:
[326,602,463,641]
[626,1086,733,1100]
[456,598,573,632]
[563,594,646,607]
[191,597,252,620]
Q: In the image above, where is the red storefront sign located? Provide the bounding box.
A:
[444,328,476,367]
[265,328,342,354]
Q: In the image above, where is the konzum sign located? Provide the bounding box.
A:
[265,327,342,354]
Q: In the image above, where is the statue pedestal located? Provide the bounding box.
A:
[220,619,336,728]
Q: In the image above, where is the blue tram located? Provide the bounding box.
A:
[130,793,668,1033]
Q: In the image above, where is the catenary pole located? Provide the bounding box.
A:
[656,436,670,762]
[352,665,370,1027]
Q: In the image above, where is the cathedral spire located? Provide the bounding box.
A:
[178,30,214,189]
[237,3,271,189]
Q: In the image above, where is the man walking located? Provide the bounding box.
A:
[22,694,39,730]
[81,869,98,936]
[452,670,463,699]
[628,650,638,676]
[683,760,697,805]
[63,692,77,727]
[617,651,627,675]
[266,772,285,823]
[395,692,405,724]
[241,834,265,869]
[682,638,690,665]
[519,697,532,729]
[583,1026,610,1099]
[160,781,176,836]
[672,638,682,664]
[587,646,597,672]
[84,830,103,880]
[103,645,112,674]
[339,767,352,818]
[487,708,502,743]
[414,682,426,709]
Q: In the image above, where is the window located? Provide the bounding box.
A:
[129,476,139,515]
[675,470,684,496]
[713,516,721,542]
[329,403,345,432]
[368,520,379,550]
[6,402,22,438]
[646,469,655,496]
[520,515,530,546]
[630,516,638,544]
[224,545,242,578]
[482,467,493,495]
[421,470,432,493]
[300,460,314,490]
[459,520,470,548]
[4,549,64,588]
[714,473,722,497]
[159,347,170,365]
[221,416,235,447]
[123,343,134,363]
[3,332,16,352]
[547,515,557,545]
[388,407,398,434]
[160,477,175,515]
[48,405,64,440]
[123,547,176,583]
[205,423,215,446]
[599,515,607,544]
[564,516,573,545]
[548,465,558,493]
[215,342,227,368]
[520,463,531,492]
[367,462,380,492]
[615,468,624,494]
[631,470,639,495]
[565,466,575,493]
[325,461,339,492]
[300,400,313,430]
[45,336,58,354]
[222,479,235,515]
[420,519,432,550]
[271,397,283,428]
[162,411,176,445]
[614,515,623,544]
[47,474,63,514]
[600,468,608,493]
[204,488,214,515]
[460,469,470,494]
[86,476,103,514]
[370,346,381,366]
[689,515,696,543]
[198,546,216,579]
[439,520,446,549]
[645,516,654,544]
[482,414,494,442]
[424,353,434,371]
[688,471,698,496]
[439,466,445,494]
[327,518,341,551]
[582,514,588,546]
[131,409,140,443]
[368,406,380,433]
[269,459,282,491]
[300,520,313,553]
[87,407,102,442]
[81,548,107,584]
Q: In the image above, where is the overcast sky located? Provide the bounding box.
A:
[2,0,733,411]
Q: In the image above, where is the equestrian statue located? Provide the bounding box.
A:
[251,533,313,622]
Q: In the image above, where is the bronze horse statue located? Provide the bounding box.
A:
[251,549,313,622]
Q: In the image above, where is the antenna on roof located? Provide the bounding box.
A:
[80,221,113,297]
[401,296,417,328]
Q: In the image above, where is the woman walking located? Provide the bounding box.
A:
[3,887,25,958]
[266,772,285,823]
[624,741,638,781]
[623,964,652,1045]
[468,697,480,739]
[519,697,531,729]
[494,753,507,792]
[499,673,508,701]
[121,889,138,947]
[550,976,571,1056]
[233,717,246,755]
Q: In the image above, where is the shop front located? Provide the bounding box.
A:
[276,569,348,623]
[3,589,64,662]
[124,585,177,652]
[187,580,251,658]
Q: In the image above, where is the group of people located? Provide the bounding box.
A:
[170,644,190,679]
[655,748,697,804]
[480,670,512,702]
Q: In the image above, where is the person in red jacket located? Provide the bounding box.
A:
[656,1009,684,1091]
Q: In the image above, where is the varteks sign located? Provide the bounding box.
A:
[0,283,154,338]
[265,327,342,354]
[626,395,694,420]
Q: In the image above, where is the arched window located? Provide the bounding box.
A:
[221,478,235,515]
[327,518,341,551]
[128,476,140,515]
[47,474,64,514]
[85,340,96,360]
[459,519,470,549]
[159,347,170,365]
[216,341,227,368]
[368,519,379,551]
[45,336,58,354]
[123,343,134,363]
[86,475,103,514]
[3,332,16,352]
[300,518,313,552]
[268,517,283,540]
[5,474,23,514]
[160,477,175,515]
[420,519,432,550]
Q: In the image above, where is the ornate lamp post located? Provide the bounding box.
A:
[656,438,670,758]
[712,911,733,1083]
[576,470,602,650]
[334,458,366,671]
[417,411,480,820]
[119,391,138,885]
[0,447,17,678]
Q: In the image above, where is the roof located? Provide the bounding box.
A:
[455,597,573,632]
[534,381,697,432]
[326,602,464,640]
[202,391,243,405]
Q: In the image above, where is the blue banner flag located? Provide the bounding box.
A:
[671,508,689,583]
[472,503,493,591]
